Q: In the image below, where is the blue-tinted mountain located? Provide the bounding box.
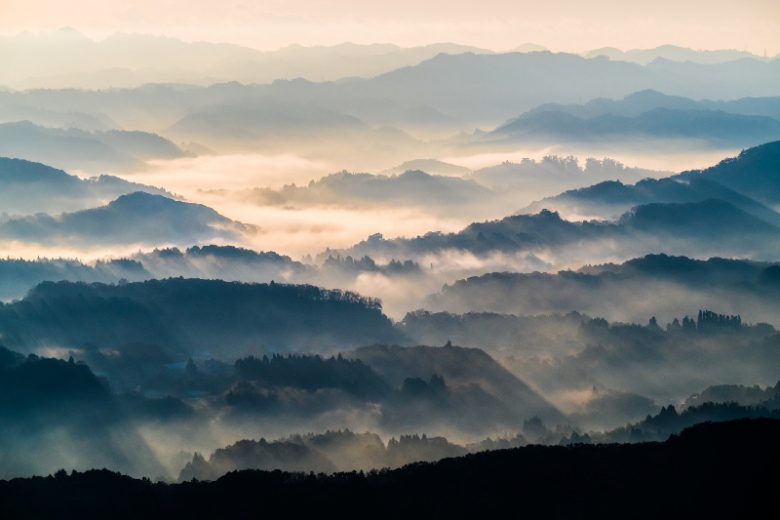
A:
[0,345,161,478]
[617,198,778,238]
[133,245,308,281]
[522,175,780,226]
[0,246,307,302]
[428,254,780,323]
[0,278,401,356]
[168,101,366,146]
[488,106,780,146]
[0,121,186,172]
[471,156,666,195]
[518,90,780,119]
[583,45,766,65]
[0,156,172,214]
[5,54,780,135]
[0,192,250,246]
[355,53,780,122]
[675,140,780,205]
[342,197,780,260]
[243,170,493,209]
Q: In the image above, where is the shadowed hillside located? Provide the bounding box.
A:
[0,419,775,519]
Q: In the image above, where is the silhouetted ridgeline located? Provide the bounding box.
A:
[0,192,250,246]
[488,94,780,147]
[0,156,172,214]
[343,200,780,260]
[178,430,471,480]
[677,140,780,206]
[428,254,780,323]
[0,419,776,519]
[341,141,780,261]
[0,245,308,301]
[0,279,400,356]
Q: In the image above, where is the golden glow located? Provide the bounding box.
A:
[1,0,778,55]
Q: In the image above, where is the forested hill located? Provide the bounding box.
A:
[0,419,775,519]
[0,279,401,357]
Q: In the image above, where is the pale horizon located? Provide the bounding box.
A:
[1,0,778,55]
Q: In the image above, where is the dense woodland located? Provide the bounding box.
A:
[0,420,776,519]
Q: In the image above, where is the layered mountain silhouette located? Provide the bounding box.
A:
[471,155,665,195]
[0,30,491,89]
[583,45,767,65]
[5,54,780,138]
[1,419,775,518]
[512,90,780,120]
[0,278,399,356]
[240,170,493,209]
[0,157,172,214]
[168,101,366,147]
[0,192,250,246]
[341,141,780,259]
[0,121,186,172]
[342,199,780,259]
[428,254,780,323]
[486,91,780,146]
[178,430,470,480]
[676,140,780,205]
[522,175,780,226]
[521,140,780,220]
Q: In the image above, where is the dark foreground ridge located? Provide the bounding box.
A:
[0,419,777,519]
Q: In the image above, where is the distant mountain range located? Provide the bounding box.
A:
[583,44,767,65]
[3,57,780,138]
[3,31,770,90]
[0,121,188,172]
[487,91,780,146]
[470,155,665,194]
[427,254,780,323]
[340,141,780,261]
[382,158,473,177]
[341,199,780,261]
[0,30,492,89]
[522,140,780,219]
[236,170,493,210]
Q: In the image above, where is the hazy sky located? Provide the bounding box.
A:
[1,0,779,54]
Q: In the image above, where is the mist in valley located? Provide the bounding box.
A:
[0,6,778,510]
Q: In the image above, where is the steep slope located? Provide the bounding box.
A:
[0,346,161,478]
[676,140,780,205]
[522,176,780,226]
[351,344,564,424]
